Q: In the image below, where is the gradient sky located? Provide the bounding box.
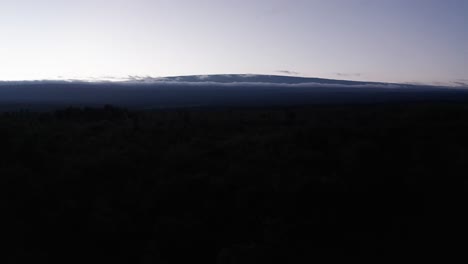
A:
[1,0,467,84]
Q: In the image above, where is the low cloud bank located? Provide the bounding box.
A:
[0,79,404,89]
[0,75,467,110]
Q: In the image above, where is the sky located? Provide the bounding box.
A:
[0,0,467,84]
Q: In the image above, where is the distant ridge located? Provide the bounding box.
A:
[1,74,467,111]
[0,74,455,88]
[130,74,393,86]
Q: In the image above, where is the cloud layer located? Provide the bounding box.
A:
[1,74,466,111]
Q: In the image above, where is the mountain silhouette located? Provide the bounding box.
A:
[144,74,381,85]
[0,74,466,110]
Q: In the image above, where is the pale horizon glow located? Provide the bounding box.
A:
[0,0,467,85]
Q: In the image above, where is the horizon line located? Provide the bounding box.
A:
[0,73,466,88]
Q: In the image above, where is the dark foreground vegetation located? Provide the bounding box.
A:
[2,102,468,263]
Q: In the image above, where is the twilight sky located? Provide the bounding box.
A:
[1,0,467,84]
